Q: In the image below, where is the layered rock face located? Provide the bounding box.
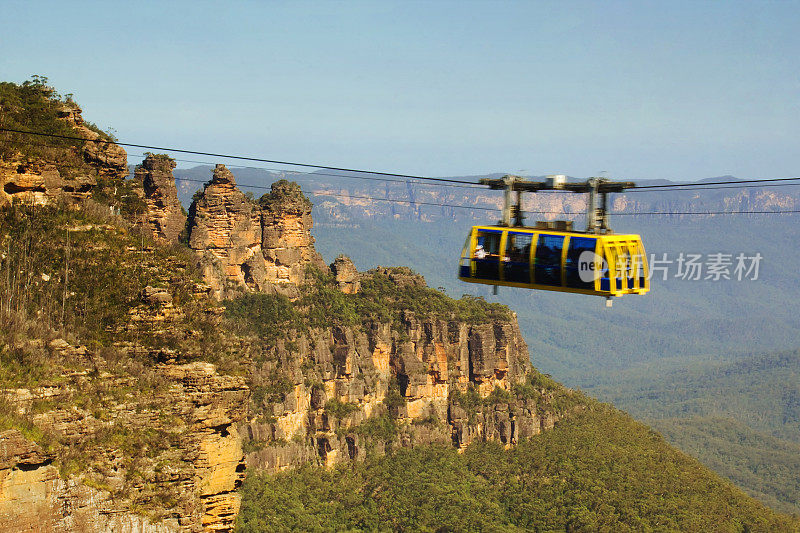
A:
[0,361,247,533]
[187,165,264,298]
[241,292,559,473]
[259,179,327,287]
[0,159,97,207]
[187,166,326,298]
[134,153,187,243]
[0,102,128,207]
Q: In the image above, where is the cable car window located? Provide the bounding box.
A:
[475,230,501,257]
[636,241,648,289]
[474,230,501,281]
[565,236,597,289]
[504,232,533,283]
[534,234,564,286]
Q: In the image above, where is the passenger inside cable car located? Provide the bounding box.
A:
[473,230,501,280]
[504,232,532,283]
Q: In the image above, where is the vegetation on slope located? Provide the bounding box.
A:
[225,266,511,337]
[237,405,799,532]
[654,416,800,515]
[0,204,220,355]
[600,350,800,441]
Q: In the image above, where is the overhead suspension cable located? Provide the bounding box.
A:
[0,127,476,185]
[5,127,799,194]
[5,139,484,190]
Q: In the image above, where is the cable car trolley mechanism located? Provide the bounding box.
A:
[458,174,649,306]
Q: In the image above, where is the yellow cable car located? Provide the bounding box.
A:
[458,175,650,303]
[458,224,649,297]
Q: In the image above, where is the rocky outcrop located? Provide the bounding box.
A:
[187,165,264,298]
[259,179,327,286]
[331,255,360,294]
[187,167,326,298]
[0,102,128,208]
[56,102,128,180]
[134,154,187,243]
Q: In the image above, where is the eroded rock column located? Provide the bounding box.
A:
[188,164,263,298]
[259,180,327,288]
[134,153,186,243]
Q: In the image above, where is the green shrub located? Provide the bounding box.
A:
[251,372,294,408]
[485,386,514,404]
[323,399,360,419]
[383,385,406,411]
[223,292,299,341]
[354,413,398,442]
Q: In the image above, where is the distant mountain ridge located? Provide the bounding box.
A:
[171,165,799,227]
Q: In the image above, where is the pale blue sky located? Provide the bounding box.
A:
[2,1,799,180]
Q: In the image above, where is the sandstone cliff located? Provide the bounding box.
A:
[0,362,246,532]
[0,158,100,208]
[238,270,566,474]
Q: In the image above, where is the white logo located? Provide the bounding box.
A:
[578,251,606,283]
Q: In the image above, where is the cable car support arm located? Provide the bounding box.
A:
[478,175,636,234]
